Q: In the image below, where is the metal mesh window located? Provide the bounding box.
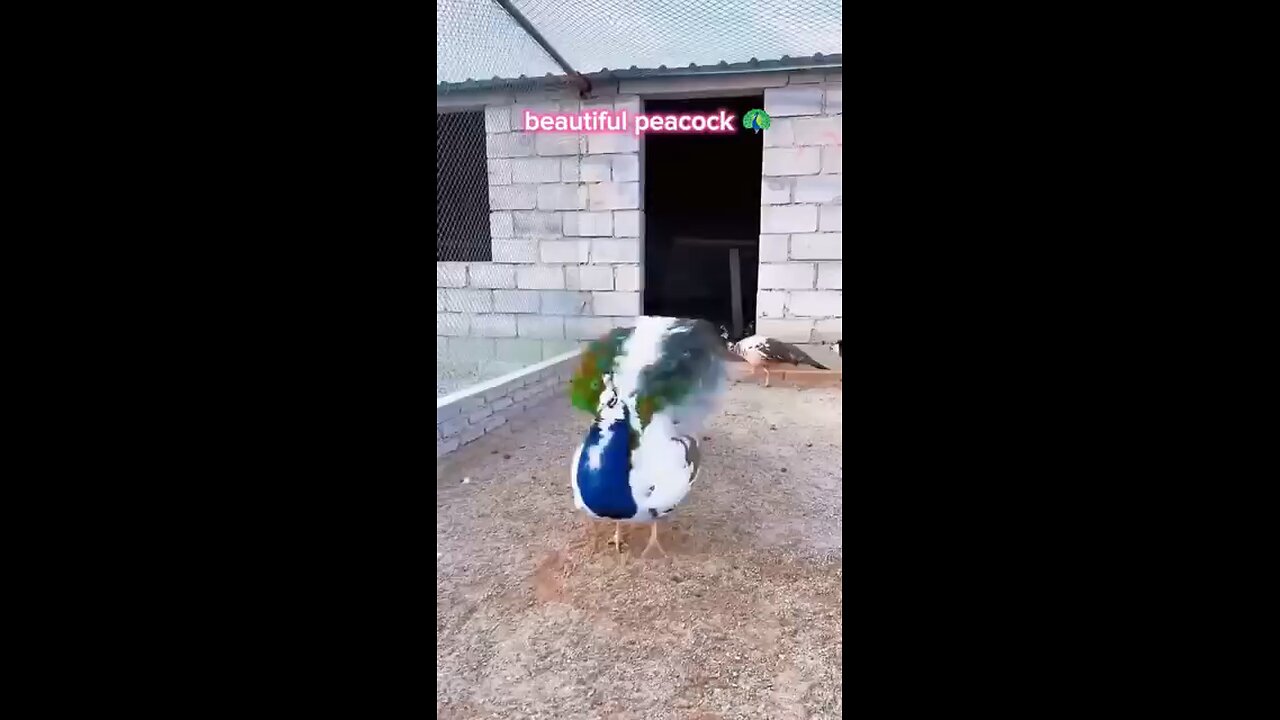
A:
[436,110,491,262]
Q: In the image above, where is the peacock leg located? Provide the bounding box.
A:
[606,520,623,552]
[640,521,668,559]
[763,366,772,387]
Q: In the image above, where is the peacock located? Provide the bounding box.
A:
[726,334,828,387]
[568,316,729,558]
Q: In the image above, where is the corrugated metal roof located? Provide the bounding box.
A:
[437,0,842,87]
[437,53,842,93]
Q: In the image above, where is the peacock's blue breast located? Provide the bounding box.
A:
[574,417,637,520]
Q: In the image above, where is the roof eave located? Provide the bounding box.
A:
[436,54,842,94]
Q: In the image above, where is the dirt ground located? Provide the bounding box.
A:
[436,383,843,720]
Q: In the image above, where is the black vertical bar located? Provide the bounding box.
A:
[492,0,592,94]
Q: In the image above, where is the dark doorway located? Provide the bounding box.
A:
[643,95,763,339]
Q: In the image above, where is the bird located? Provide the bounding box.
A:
[727,334,828,387]
[569,316,729,558]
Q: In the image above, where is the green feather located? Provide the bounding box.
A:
[569,328,632,415]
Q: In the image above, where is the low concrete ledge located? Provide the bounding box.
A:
[437,348,584,457]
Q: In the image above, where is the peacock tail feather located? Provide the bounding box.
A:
[635,318,725,414]
[571,318,727,435]
[569,327,633,415]
[618,318,728,434]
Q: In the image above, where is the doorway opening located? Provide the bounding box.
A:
[643,95,763,340]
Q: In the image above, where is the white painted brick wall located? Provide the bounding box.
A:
[490,212,514,238]
[761,205,818,233]
[495,338,542,364]
[588,182,640,211]
[565,316,620,340]
[591,238,640,263]
[821,147,842,174]
[561,158,580,182]
[437,263,467,288]
[539,240,590,263]
[441,90,647,363]
[812,318,842,342]
[759,235,789,261]
[492,240,538,263]
[540,290,591,315]
[510,157,561,183]
[763,147,822,176]
[817,263,843,290]
[825,87,842,115]
[488,159,512,185]
[537,184,588,211]
[755,318,813,343]
[447,337,496,361]
[794,175,843,204]
[516,265,565,289]
[754,79,841,342]
[484,106,510,133]
[563,212,612,237]
[535,134,580,156]
[764,87,824,117]
[612,155,639,182]
[793,117,842,146]
[757,290,787,317]
[592,291,640,316]
[614,264,641,292]
[469,264,516,289]
[761,178,792,204]
[486,132,535,158]
[513,211,561,238]
[489,184,537,210]
[442,79,839,364]
[494,289,540,313]
[614,210,640,237]
[615,95,641,116]
[566,265,614,291]
[471,313,517,337]
[786,291,842,318]
[819,205,842,232]
[791,233,842,260]
[758,263,815,289]
[587,134,639,155]
[581,155,611,182]
[438,288,493,313]
[437,313,468,336]
[517,315,564,339]
[764,118,794,147]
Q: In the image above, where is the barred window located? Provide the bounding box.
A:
[436,110,491,262]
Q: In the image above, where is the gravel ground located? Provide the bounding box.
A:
[436,383,843,719]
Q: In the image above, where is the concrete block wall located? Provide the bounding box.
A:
[757,73,843,343]
[437,349,582,457]
[437,87,643,363]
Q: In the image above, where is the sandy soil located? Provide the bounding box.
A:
[436,383,843,719]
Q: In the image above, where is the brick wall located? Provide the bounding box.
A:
[437,87,643,364]
[757,73,842,343]
[438,68,842,354]
[437,348,581,457]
